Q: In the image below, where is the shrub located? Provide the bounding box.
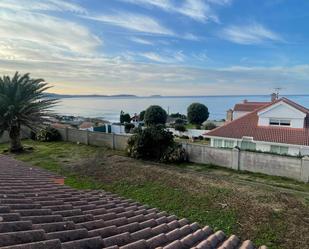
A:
[174,124,186,132]
[204,122,217,130]
[144,105,167,126]
[36,127,61,142]
[170,113,186,119]
[124,123,135,133]
[120,111,131,124]
[127,125,186,163]
[160,144,187,163]
[187,103,209,126]
[139,110,146,121]
[175,118,185,124]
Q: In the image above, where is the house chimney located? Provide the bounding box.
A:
[271,93,277,102]
[226,109,233,122]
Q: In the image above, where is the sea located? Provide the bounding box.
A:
[53,95,309,123]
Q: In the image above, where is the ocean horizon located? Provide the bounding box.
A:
[53,94,309,123]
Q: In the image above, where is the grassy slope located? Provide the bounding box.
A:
[1,140,308,249]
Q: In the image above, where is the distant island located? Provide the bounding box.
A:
[46,93,139,98]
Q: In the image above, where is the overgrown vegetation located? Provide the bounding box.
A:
[0,140,308,249]
[127,125,186,163]
[36,126,61,142]
[144,105,167,126]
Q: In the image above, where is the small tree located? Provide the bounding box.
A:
[144,105,167,126]
[187,103,209,127]
[120,111,131,124]
[0,72,57,152]
[139,110,146,121]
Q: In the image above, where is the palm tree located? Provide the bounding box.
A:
[0,72,57,152]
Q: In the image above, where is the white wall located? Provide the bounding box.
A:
[258,102,306,128]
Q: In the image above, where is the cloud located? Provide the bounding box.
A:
[0,0,87,13]
[83,11,174,36]
[121,0,231,23]
[0,9,101,55]
[220,23,282,45]
[130,37,154,45]
[140,51,185,63]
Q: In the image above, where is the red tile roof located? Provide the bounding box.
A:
[0,155,267,249]
[207,98,309,146]
[233,102,270,112]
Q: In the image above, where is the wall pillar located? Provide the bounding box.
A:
[64,127,69,141]
[112,133,115,150]
[85,130,89,145]
[300,156,309,183]
[231,147,240,170]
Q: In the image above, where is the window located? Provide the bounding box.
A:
[269,119,291,126]
[270,145,288,155]
[224,140,235,148]
[213,139,223,147]
[241,141,256,150]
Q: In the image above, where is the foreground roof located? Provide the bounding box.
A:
[0,155,267,249]
[207,98,309,146]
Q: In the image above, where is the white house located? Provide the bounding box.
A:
[206,98,309,156]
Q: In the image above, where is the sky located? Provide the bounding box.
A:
[0,0,309,96]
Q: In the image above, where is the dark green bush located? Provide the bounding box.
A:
[160,144,187,163]
[120,111,131,124]
[174,124,186,132]
[124,123,135,133]
[204,122,217,130]
[144,105,167,126]
[127,125,186,163]
[187,103,209,126]
[36,127,61,142]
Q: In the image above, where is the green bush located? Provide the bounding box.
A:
[160,144,187,163]
[36,127,61,142]
[124,123,135,133]
[174,124,186,132]
[144,105,167,126]
[139,110,146,121]
[127,125,186,163]
[120,111,131,124]
[175,118,185,124]
[204,122,217,130]
[187,103,209,126]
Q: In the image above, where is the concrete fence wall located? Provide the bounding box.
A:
[0,129,31,144]
[1,127,308,182]
[56,128,130,151]
[184,143,309,182]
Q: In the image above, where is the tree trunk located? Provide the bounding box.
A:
[9,125,23,152]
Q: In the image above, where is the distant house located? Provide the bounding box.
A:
[205,97,309,156]
[79,122,94,131]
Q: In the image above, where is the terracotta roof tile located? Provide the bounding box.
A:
[207,98,309,146]
[0,155,267,249]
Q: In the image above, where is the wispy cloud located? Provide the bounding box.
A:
[83,11,174,36]
[220,23,282,45]
[0,9,101,55]
[122,0,231,23]
[130,37,154,45]
[140,51,185,63]
[0,0,87,13]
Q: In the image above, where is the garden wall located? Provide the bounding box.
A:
[184,143,309,182]
[56,128,130,151]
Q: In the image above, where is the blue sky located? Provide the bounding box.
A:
[0,0,309,95]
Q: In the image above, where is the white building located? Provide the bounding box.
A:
[206,98,309,156]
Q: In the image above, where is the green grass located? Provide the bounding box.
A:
[1,140,308,249]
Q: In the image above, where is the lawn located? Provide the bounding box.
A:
[1,140,308,249]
